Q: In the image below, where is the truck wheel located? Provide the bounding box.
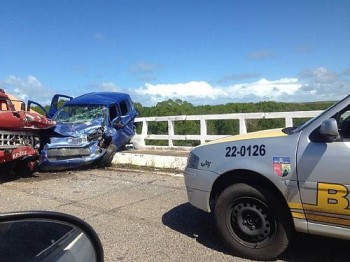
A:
[98,144,117,167]
[14,160,36,175]
[214,183,292,260]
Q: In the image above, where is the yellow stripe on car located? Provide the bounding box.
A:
[306,214,350,227]
[288,202,303,209]
[203,128,287,146]
[291,212,306,219]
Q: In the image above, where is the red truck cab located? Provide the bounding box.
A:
[0,89,55,173]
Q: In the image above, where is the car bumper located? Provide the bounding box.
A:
[39,147,107,171]
[0,146,37,164]
[183,167,219,212]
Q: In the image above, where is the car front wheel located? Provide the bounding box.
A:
[98,144,117,167]
[214,183,292,260]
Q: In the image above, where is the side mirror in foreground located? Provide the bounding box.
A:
[0,211,103,262]
[320,118,339,142]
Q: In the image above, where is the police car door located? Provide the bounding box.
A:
[296,104,350,234]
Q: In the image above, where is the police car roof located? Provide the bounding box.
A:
[67,92,131,106]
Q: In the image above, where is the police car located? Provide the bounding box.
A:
[184,94,350,260]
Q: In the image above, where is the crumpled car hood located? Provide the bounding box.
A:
[53,118,104,137]
[0,111,55,130]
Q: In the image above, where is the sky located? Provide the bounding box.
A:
[1,0,350,107]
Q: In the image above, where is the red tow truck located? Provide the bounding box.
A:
[0,89,55,172]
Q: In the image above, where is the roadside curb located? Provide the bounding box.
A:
[112,150,188,171]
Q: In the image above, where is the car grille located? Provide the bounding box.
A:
[47,147,91,160]
[0,131,37,149]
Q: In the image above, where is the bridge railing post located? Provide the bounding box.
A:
[141,119,148,138]
[239,117,247,134]
[200,118,207,144]
[285,117,293,127]
[168,120,174,147]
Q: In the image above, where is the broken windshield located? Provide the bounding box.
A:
[54,105,105,124]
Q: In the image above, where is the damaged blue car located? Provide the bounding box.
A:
[30,92,138,171]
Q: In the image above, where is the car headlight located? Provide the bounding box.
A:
[34,136,40,150]
[186,152,199,169]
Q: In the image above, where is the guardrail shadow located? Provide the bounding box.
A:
[162,203,350,261]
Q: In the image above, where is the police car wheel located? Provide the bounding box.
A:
[214,183,291,260]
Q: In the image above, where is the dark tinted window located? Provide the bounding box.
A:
[119,100,129,116]
[109,105,117,120]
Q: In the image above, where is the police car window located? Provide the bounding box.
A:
[293,95,350,134]
[338,105,350,139]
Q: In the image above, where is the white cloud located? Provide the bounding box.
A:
[132,78,301,106]
[2,67,348,108]
[297,67,349,100]
[98,82,120,92]
[0,75,55,105]
[136,81,226,99]
[301,67,338,84]
[226,78,301,99]
[131,68,350,106]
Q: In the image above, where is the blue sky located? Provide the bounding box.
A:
[1,0,350,106]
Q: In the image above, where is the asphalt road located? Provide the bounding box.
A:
[0,167,349,262]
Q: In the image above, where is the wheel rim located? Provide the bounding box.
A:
[227,196,276,248]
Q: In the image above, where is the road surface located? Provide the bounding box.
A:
[0,167,349,261]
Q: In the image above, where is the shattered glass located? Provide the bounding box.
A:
[54,105,105,124]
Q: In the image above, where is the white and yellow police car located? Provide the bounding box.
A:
[184,94,350,260]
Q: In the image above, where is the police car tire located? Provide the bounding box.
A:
[214,183,291,260]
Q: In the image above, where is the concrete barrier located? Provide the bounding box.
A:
[112,149,189,171]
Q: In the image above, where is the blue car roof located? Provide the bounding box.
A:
[66,92,131,106]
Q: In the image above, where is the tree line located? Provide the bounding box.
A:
[31,98,335,146]
[133,99,334,146]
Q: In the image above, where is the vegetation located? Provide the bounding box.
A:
[135,99,334,117]
[134,99,334,146]
[32,98,335,147]
[29,99,68,116]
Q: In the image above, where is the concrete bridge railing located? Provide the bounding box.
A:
[134,110,322,148]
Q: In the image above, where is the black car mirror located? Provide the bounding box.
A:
[320,118,339,142]
[0,211,103,262]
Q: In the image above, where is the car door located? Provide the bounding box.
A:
[296,104,350,231]
[115,100,133,146]
[28,94,73,118]
[47,94,73,118]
